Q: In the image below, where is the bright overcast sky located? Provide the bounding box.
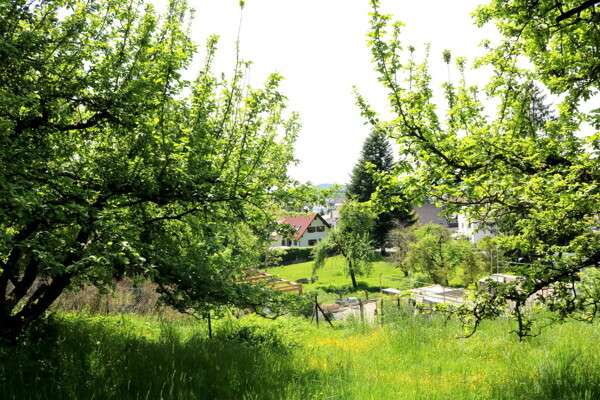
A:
[173,0,498,185]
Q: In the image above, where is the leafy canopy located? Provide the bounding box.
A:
[312,202,375,290]
[0,0,309,342]
[361,0,600,338]
[403,224,484,287]
[347,130,416,251]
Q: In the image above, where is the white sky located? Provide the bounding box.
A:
[180,0,498,185]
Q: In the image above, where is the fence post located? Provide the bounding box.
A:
[315,294,319,327]
[206,312,213,340]
[313,296,335,328]
[359,299,364,322]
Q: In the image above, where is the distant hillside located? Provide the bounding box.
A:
[316,184,346,199]
[316,183,346,189]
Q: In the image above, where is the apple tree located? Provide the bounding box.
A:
[0,0,306,342]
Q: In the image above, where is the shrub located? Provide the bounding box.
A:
[52,277,160,314]
[214,318,300,355]
[262,248,314,266]
[281,248,314,263]
[411,272,433,287]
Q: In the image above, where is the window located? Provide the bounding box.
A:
[316,226,325,232]
[307,226,316,233]
[308,239,317,246]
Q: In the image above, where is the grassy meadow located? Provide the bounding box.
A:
[2,307,600,400]
[3,258,599,399]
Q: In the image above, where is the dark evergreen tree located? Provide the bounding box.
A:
[347,131,415,254]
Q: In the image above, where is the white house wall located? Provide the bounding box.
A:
[457,214,497,243]
[298,218,330,247]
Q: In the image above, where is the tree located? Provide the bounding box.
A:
[0,0,308,343]
[403,225,484,287]
[477,235,503,276]
[360,0,600,338]
[346,130,416,254]
[312,202,375,289]
[387,223,417,277]
[347,131,395,202]
[474,0,600,109]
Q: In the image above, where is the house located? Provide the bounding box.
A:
[412,201,499,243]
[322,209,339,229]
[312,197,346,216]
[456,214,497,243]
[273,213,331,247]
[412,203,458,230]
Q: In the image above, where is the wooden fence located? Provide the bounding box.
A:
[238,269,303,295]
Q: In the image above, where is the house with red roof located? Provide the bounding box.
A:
[274,213,332,247]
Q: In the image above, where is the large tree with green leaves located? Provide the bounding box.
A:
[360,0,600,338]
[0,0,308,343]
[403,224,484,287]
[347,130,415,253]
[312,202,375,289]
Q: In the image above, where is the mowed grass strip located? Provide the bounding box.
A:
[268,255,404,296]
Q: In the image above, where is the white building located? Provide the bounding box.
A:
[273,213,331,247]
[456,214,497,243]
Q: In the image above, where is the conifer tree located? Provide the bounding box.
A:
[347,131,415,254]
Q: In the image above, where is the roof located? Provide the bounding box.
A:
[478,274,519,283]
[280,213,331,239]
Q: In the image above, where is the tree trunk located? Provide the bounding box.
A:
[0,315,27,346]
[0,227,88,344]
[349,267,358,290]
[0,273,73,345]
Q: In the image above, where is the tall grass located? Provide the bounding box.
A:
[51,277,161,315]
[0,313,317,400]
[2,307,600,399]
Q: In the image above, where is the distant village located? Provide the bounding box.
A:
[267,189,542,313]
[271,195,495,250]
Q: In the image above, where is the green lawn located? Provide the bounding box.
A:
[267,255,407,302]
[267,254,483,304]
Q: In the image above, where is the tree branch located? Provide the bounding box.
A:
[556,0,600,23]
